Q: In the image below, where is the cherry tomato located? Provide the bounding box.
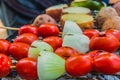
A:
[83,29,99,39]
[0,39,11,55]
[65,54,92,76]
[88,50,110,59]
[38,23,60,38]
[0,54,12,78]
[89,33,119,52]
[43,36,62,51]
[93,53,120,74]
[55,46,79,60]
[9,42,30,60]
[106,29,120,41]
[16,58,37,80]
[19,24,38,36]
[14,33,38,45]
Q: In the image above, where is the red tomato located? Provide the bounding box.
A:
[0,54,12,78]
[16,58,37,80]
[14,33,38,45]
[55,47,79,60]
[0,39,11,55]
[19,24,38,35]
[88,50,110,59]
[106,29,120,41]
[9,42,30,60]
[65,54,92,76]
[38,23,60,38]
[83,29,99,39]
[89,34,119,52]
[93,53,120,74]
[43,36,62,51]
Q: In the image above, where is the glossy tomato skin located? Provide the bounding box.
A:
[9,42,30,60]
[65,54,92,76]
[16,58,38,80]
[0,54,12,78]
[43,36,62,51]
[14,33,38,45]
[0,39,11,55]
[83,29,99,39]
[19,24,38,36]
[88,50,110,59]
[93,53,120,74]
[38,23,60,38]
[89,34,119,52]
[106,29,120,41]
[55,47,79,60]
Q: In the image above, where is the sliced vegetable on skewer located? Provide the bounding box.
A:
[62,20,83,38]
[62,34,90,53]
[28,40,53,59]
[38,51,65,80]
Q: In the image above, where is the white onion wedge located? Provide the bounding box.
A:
[37,51,65,80]
[62,20,83,38]
[28,40,53,59]
[62,34,90,53]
